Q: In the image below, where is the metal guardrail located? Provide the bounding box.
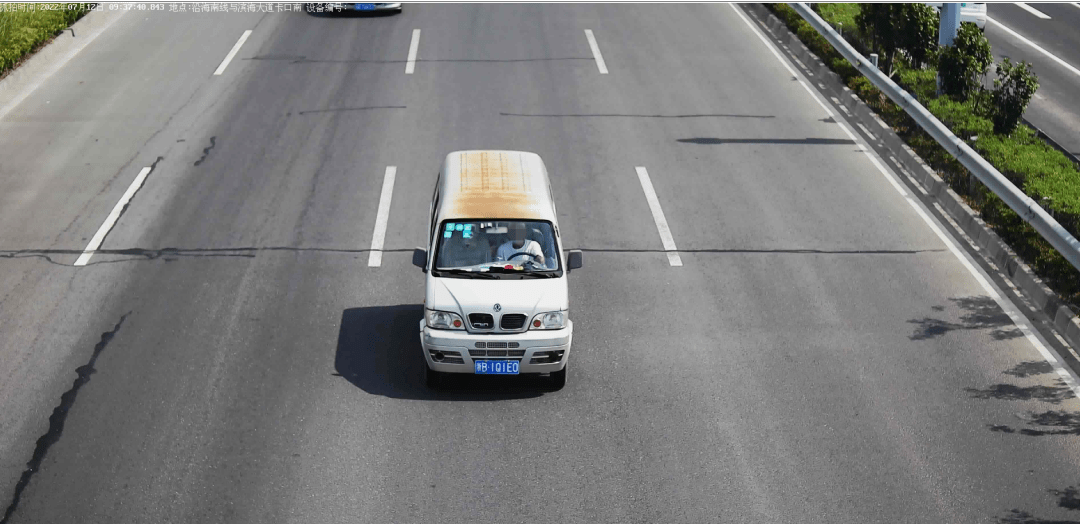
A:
[790,3,1080,273]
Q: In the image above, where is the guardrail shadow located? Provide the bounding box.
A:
[333,305,546,401]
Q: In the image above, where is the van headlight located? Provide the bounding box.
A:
[530,311,566,330]
[427,309,465,330]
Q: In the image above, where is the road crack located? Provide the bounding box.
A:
[193,136,216,166]
[1,312,131,524]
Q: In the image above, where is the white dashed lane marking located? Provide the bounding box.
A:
[634,167,682,267]
[368,166,398,267]
[74,166,154,267]
[584,29,609,74]
[406,29,420,74]
[214,30,252,76]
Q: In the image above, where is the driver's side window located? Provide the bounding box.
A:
[541,231,557,269]
[526,227,556,269]
[429,192,440,243]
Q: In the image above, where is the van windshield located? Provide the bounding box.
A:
[433,220,560,277]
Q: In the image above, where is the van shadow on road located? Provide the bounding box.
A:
[333,305,546,401]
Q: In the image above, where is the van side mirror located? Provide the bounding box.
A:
[566,250,583,271]
[412,248,428,272]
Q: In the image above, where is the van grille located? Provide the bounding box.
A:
[468,313,494,330]
[474,342,520,349]
[500,314,527,330]
[470,350,526,357]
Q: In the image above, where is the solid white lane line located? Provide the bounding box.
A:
[731,4,1080,397]
[729,4,893,189]
[74,166,153,266]
[1073,2,1080,10]
[1014,2,1052,19]
[728,5,799,78]
[988,17,1080,79]
[405,29,420,74]
[214,30,252,76]
[584,29,609,74]
[368,166,397,267]
[634,167,682,267]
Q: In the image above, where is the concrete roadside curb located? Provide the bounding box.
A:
[1022,117,1080,169]
[0,9,127,122]
[740,4,1080,362]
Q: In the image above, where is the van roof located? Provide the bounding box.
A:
[438,150,556,221]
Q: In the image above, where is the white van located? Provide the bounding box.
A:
[412,151,583,389]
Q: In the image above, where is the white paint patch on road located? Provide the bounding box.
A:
[584,29,609,74]
[1014,2,1051,19]
[214,30,252,76]
[368,166,397,267]
[634,167,682,267]
[988,17,1080,79]
[74,166,153,266]
[731,4,1080,398]
[406,29,420,74]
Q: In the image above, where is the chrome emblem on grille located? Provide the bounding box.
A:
[493,303,502,312]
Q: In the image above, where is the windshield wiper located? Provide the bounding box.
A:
[482,265,559,278]
[518,272,559,278]
[434,268,498,279]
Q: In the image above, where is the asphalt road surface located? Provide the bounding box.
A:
[2,4,1080,523]
[986,3,1080,157]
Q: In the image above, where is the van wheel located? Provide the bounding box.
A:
[425,365,445,389]
[548,367,567,390]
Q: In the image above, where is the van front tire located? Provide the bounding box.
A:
[549,366,567,390]
[425,365,445,389]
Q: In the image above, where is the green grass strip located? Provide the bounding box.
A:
[0,3,92,76]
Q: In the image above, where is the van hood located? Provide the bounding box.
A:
[428,277,568,318]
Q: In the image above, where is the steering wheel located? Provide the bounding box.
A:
[508,252,539,262]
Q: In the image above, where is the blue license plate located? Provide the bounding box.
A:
[474,360,519,375]
[355,3,375,9]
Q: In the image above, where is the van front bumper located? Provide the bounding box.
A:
[419,319,572,374]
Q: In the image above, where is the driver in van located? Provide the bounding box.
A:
[495,222,545,265]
